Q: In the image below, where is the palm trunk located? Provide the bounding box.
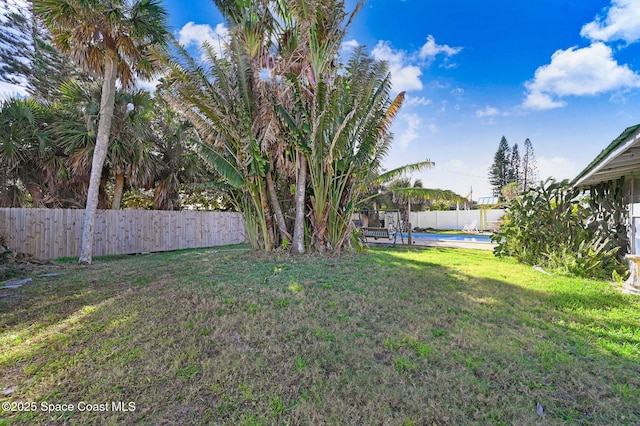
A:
[266,169,292,242]
[79,53,117,264]
[98,176,111,209]
[261,184,275,252]
[25,181,45,207]
[112,172,125,209]
[309,195,329,252]
[291,150,307,254]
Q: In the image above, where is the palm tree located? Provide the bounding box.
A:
[161,36,273,249]
[357,164,468,234]
[57,81,160,209]
[163,0,417,253]
[148,98,209,210]
[108,91,159,209]
[280,47,406,252]
[0,98,54,207]
[33,0,169,264]
[162,0,299,251]
[280,0,363,253]
[389,180,466,212]
[0,96,114,209]
[211,0,367,252]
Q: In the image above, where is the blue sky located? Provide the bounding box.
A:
[165,0,640,198]
[4,0,640,199]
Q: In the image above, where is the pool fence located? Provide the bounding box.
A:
[358,209,505,231]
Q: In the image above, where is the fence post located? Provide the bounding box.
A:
[0,208,247,260]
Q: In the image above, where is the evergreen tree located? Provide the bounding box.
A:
[510,142,521,185]
[522,138,539,191]
[488,136,511,196]
[0,0,31,88]
[29,25,82,102]
[0,0,81,100]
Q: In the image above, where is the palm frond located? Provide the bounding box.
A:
[33,0,169,81]
[391,187,467,203]
[373,160,435,185]
[195,141,245,188]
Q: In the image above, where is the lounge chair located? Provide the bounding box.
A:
[462,219,478,233]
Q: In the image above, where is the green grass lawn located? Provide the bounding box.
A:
[1,246,639,425]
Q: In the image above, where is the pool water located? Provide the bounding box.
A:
[398,233,492,243]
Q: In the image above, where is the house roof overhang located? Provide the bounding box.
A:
[572,124,640,189]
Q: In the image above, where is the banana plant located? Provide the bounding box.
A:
[161,33,274,250]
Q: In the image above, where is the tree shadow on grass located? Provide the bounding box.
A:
[372,247,639,355]
[1,246,639,425]
[370,247,640,423]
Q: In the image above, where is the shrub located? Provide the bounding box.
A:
[492,179,624,280]
[0,235,11,265]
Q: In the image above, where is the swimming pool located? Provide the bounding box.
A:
[398,233,492,243]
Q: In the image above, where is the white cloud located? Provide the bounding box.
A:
[523,42,640,110]
[405,95,432,107]
[581,0,640,44]
[419,35,462,69]
[371,36,462,93]
[475,106,500,118]
[390,65,423,92]
[340,39,360,53]
[177,22,229,59]
[395,113,421,149]
[372,41,423,92]
[136,76,162,92]
[522,92,566,110]
[428,81,448,90]
[450,87,464,99]
[419,35,462,59]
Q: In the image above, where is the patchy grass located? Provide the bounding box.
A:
[1,245,639,425]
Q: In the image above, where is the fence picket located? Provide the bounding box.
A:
[0,208,247,260]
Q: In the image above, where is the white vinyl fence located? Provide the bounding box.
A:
[0,208,246,260]
[377,209,505,231]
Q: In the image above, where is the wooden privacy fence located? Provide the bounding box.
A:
[0,208,247,260]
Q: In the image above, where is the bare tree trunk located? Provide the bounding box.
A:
[291,151,307,254]
[111,172,125,209]
[79,53,117,264]
[266,169,292,242]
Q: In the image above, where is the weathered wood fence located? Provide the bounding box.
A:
[0,208,246,260]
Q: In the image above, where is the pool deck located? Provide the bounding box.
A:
[367,235,497,251]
